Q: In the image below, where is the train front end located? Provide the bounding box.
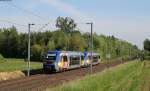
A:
[84,52,101,65]
[43,51,60,72]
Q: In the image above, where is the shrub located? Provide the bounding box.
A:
[0,54,5,61]
[31,44,43,61]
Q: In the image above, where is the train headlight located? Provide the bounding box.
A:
[58,62,62,67]
[87,60,90,64]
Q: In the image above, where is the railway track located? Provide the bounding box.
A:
[0,60,128,91]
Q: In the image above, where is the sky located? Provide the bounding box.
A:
[0,0,150,49]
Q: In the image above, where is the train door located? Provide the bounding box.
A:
[59,55,69,69]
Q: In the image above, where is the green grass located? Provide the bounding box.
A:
[48,60,150,91]
[0,58,42,72]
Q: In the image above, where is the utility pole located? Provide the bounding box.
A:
[120,42,123,63]
[27,23,35,76]
[86,22,93,74]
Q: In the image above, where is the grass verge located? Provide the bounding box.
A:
[48,60,150,91]
[0,58,42,72]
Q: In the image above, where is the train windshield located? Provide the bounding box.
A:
[88,55,100,61]
[46,54,56,61]
[93,55,100,62]
[93,56,99,60]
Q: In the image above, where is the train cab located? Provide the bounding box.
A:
[84,52,101,65]
[43,51,60,72]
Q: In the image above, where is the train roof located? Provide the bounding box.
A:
[47,51,83,55]
[84,52,100,56]
[47,51,99,56]
[47,51,99,54]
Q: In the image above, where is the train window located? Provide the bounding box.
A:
[46,54,57,61]
[62,56,68,62]
[70,56,80,65]
[99,56,100,59]
[71,56,80,61]
[47,56,56,60]
[93,56,98,62]
[93,56,98,59]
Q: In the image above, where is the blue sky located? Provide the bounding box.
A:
[0,0,150,49]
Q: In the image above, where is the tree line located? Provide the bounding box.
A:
[0,17,140,61]
[143,39,150,60]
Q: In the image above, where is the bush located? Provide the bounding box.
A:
[0,54,5,61]
[31,44,43,61]
[144,56,150,60]
[144,51,150,60]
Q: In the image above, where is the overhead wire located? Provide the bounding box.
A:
[6,2,50,21]
[0,19,52,32]
[5,2,53,31]
[1,2,87,32]
[37,22,51,31]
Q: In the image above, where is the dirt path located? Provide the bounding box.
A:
[0,60,128,91]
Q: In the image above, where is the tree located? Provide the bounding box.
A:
[0,22,140,61]
[31,44,43,61]
[0,30,5,53]
[144,39,150,52]
[52,31,68,50]
[47,40,55,50]
[93,35,101,51]
[143,39,150,60]
[56,17,77,33]
[70,33,86,51]
[1,26,19,58]
[17,33,28,58]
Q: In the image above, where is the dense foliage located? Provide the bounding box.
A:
[0,54,5,61]
[143,39,150,60]
[0,17,140,61]
[0,27,139,61]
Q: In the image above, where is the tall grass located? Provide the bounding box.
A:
[48,60,150,91]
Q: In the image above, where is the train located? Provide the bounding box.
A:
[43,51,101,72]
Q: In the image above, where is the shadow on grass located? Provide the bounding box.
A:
[22,68,59,76]
[22,69,45,76]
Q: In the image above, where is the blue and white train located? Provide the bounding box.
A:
[43,51,101,72]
